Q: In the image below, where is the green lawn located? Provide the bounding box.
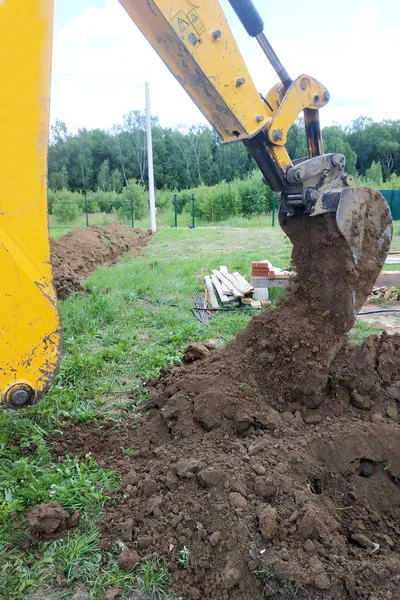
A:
[0,223,395,599]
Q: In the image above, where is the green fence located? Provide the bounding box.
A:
[48,198,135,231]
[380,190,400,220]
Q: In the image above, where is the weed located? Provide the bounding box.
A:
[135,557,170,598]
[254,568,273,583]
[239,381,252,391]
[124,448,137,458]
[348,320,384,344]
[177,546,190,569]
[283,580,308,597]
[253,568,308,598]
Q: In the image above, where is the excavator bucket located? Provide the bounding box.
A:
[281,185,393,312]
[335,186,393,309]
[279,187,393,313]
[335,186,393,266]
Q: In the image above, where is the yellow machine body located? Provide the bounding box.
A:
[0,0,61,407]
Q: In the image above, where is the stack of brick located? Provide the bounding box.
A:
[251,261,292,280]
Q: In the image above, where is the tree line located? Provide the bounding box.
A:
[48,112,400,196]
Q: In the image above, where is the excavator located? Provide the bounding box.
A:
[0,0,392,408]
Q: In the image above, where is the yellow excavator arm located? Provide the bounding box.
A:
[119,0,329,192]
[0,0,392,408]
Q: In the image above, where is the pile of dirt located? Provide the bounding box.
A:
[52,212,400,599]
[50,224,151,299]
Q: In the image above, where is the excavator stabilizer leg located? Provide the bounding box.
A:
[0,0,61,408]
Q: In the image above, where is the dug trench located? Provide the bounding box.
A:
[50,223,152,299]
[51,209,400,599]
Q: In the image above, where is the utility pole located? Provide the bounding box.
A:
[145,82,156,233]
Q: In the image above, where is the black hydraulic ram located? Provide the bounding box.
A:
[227,0,323,158]
[227,0,292,88]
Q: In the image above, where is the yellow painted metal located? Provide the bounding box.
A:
[267,75,329,145]
[0,0,61,406]
[118,0,272,141]
[264,83,285,116]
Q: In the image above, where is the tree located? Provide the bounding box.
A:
[97,159,110,191]
[119,180,148,221]
[286,119,307,159]
[63,129,94,191]
[347,116,374,174]
[48,120,70,186]
[377,140,400,177]
[213,137,255,183]
[120,110,149,184]
[48,165,69,191]
[46,113,400,200]
[52,189,82,223]
[322,125,358,175]
[110,168,123,193]
[365,161,383,186]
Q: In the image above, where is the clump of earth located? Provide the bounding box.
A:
[28,502,80,538]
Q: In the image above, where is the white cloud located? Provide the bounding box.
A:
[51,0,399,133]
[50,0,205,132]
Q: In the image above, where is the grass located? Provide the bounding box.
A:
[177,546,190,569]
[49,208,277,238]
[1,220,397,599]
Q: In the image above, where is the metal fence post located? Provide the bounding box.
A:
[190,193,195,229]
[173,193,178,228]
[131,198,135,228]
[84,194,89,227]
[271,193,276,227]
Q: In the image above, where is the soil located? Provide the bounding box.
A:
[50,224,151,299]
[51,211,400,599]
[27,502,80,538]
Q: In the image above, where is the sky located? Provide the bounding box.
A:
[51,0,400,133]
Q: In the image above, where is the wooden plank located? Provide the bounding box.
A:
[221,266,253,295]
[232,271,254,294]
[218,266,232,293]
[212,268,230,293]
[374,271,400,287]
[212,269,244,298]
[204,275,219,309]
[216,267,245,297]
[220,271,253,295]
[210,274,230,304]
[192,291,210,325]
